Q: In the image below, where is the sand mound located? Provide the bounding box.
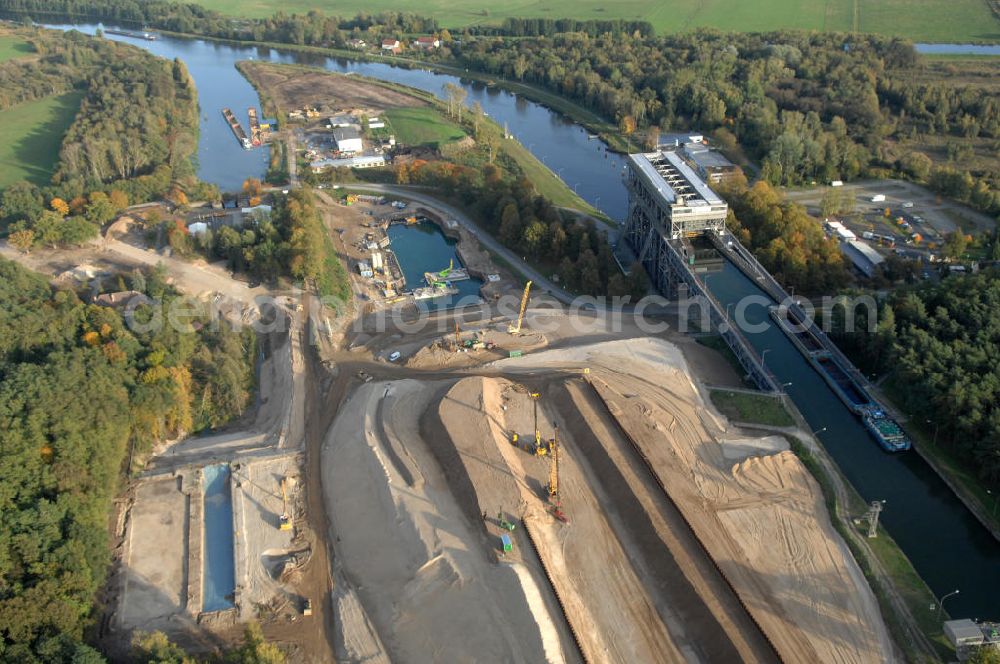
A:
[533,338,893,664]
[323,380,558,663]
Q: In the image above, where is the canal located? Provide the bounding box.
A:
[54,23,999,619]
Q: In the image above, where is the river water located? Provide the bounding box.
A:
[916,43,1000,55]
[56,23,998,619]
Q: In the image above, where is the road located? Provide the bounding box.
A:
[321,183,577,304]
[0,236,268,312]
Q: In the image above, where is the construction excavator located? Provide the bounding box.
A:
[508,280,532,334]
[279,477,292,531]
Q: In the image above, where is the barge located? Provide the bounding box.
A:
[769,305,910,452]
[222,108,252,149]
[104,28,156,40]
[247,107,262,147]
[412,285,458,301]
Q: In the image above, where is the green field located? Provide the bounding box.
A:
[196,0,1000,42]
[708,389,796,427]
[0,34,33,63]
[0,92,82,189]
[382,106,466,148]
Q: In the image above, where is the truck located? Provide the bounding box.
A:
[871,194,886,203]
[862,231,875,240]
[830,180,844,187]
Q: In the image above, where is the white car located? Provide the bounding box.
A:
[902,201,914,208]
[388,351,401,362]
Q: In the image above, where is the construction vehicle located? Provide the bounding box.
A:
[548,426,568,523]
[497,511,516,532]
[529,392,547,456]
[508,280,532,334]
[302,598,313,616]
[279,477,293,531]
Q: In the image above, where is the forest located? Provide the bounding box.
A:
[721,178,849,294]
[0,26,203,247]
[173,186,352,302]
[829,271,1000,483]
[457,31,999,213]
[4,2,998,219]
[0,258,255,661]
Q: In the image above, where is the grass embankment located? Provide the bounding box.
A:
[785,436,953,661]
[0,33,32,63]
[381,107,465,148]
[353,75,605,217]
[708,389,795,427]
[196,0,1000,42]
[0,91,82,188]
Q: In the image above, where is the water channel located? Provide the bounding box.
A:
[202,464,236,612]
[387,220,484,307]
[56,23,998,619]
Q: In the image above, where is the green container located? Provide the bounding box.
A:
[509,350,523,358]
[500,533,513,552]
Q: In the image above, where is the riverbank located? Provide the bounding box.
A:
[235,60,605,218]
[145,27,631,151]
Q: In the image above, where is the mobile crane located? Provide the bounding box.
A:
[548,425,568,523]
[529,392,546,456]
[279,477,292,531]
[508,280,532,334]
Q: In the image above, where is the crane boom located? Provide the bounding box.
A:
[508,280,532,334]
[548,426,559,499]
[279,478,292,530]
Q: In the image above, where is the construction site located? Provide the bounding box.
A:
[68,180,897,662]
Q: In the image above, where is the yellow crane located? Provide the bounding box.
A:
[548,426,559,499]
[530,391,546,456]
[508,280,532,334]
[548,426,568,522]
[279,477,292,531]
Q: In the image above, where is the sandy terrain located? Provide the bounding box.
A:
[120,475,191,631]
[240,61,425,115]
[497,338,892,663]
[322,379,570,663]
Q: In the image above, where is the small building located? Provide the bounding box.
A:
[358,261,374,278]
[824,219,857,242]
[327,115,356,129]
[381,38,401,53]
[413,36,440,49]
[367,117,386,129]
[333,127,363,154]
[371,251,384,271]
[93,290,153,310]
[347,38,367,49]
[944,619,1000,661]
[842,239,885,277]
[310,155,385,172]
[187,221,209,236]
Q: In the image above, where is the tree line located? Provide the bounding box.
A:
[455,30,999,215]
[0,258,255,661]
[0,26,206,248]
[171,185,351,302]
[721,177,849,294]
[829,270,1000,484]
[468,18,654,38]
